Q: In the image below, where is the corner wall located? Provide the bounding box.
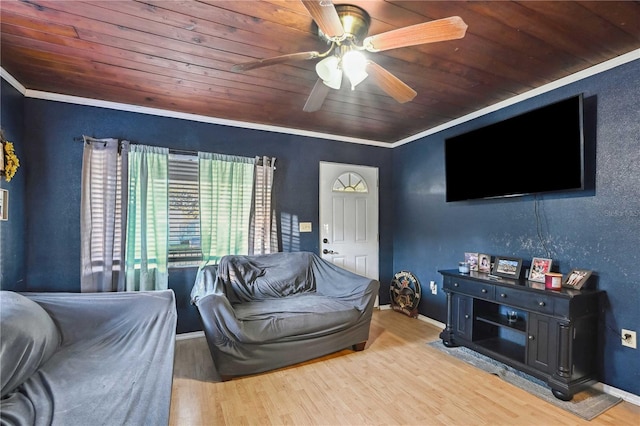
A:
[392,59,640,396]
[0,79,26,290]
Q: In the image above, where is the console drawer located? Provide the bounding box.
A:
[444,276,495,300]
[495,287,554,314]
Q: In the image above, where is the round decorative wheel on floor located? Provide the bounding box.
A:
[390,271,421,318]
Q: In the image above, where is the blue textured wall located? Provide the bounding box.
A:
[1,59,637,396]
[0,80,26,290]
[15,99,393,333]
[392,60,640,396]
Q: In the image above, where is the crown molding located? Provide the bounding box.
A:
[392,48,640,147]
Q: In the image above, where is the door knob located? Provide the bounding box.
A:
[323,238,328,243]
[323,249,338,254]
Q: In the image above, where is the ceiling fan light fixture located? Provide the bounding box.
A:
[342,50,368,90]
[316,56,342,89]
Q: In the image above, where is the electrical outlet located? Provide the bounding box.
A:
[430,280,437,295]
[621,329,637,349]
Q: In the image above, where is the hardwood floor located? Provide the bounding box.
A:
[170,309,639,425]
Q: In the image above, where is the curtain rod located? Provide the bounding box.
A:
[169,148,197,155]
[75,137,274,167]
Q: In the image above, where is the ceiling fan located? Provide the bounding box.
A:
[231,1,468,112]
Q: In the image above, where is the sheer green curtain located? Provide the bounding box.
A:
[199,152,255,266]
[125,145,169,291]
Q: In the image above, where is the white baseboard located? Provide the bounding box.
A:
[378,304,639,406]
[592,382,640,406]
[377,304,445,329]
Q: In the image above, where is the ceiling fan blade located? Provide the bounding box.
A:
[303,79,331,112]
[366,61,417,104]
[231,51,320,72]
[363,16,468,52]
[301,0,345,38]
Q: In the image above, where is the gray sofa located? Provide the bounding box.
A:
[0,290,177,426]
[190,251,379,381]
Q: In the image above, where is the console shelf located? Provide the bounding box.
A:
[476,314,527,334]
[475,337,526,364]
[439,269,602,401]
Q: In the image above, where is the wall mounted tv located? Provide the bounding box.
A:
[445,94,585,202]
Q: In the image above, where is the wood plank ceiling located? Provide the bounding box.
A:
[1,1,639,144]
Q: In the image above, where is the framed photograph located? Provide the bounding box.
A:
[528,257,552,282]
[478,253,491,273]
[563,269,592,290]
[465,252,479,271]
[492,256,523,279]
[0,189,7,221]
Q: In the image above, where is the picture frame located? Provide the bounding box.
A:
[0,189,7,221]
[492,256,523,279]
[528,257,553,282]
[563,269,592,290]
[465,252,479,271]
[478,253,491,273]
[478,253,491,274]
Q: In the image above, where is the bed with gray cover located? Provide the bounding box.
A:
[191,251,379,381]
[0,289,177,426]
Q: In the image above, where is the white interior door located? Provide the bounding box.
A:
[319,162,379,281]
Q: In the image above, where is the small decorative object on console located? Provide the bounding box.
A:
[544,272,563,290]
[478,253,491,272]
[464,252,479,271]
[529,257,553,282]
[492,256,523,279]
[458,261,470,273]
[563,269,592,290]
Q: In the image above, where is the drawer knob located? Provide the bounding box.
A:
[529,335,535,341]
[538,301,546,307]
[464,314,470,319]
[500,293,507,298]
[481,288,487,293]
[454,283,459,287]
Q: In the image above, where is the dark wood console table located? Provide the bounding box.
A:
[439,269,603,401]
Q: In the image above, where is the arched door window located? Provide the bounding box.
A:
[332,172,368,193]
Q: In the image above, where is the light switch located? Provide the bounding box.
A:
[299,222,312,233]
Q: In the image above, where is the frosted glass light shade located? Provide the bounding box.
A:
[316,56,342,90]
[342,50,368,89]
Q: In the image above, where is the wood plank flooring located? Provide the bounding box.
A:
[170,309,639,425]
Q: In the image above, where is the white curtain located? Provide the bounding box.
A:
[80,136,129,292]
[249,156,278,255]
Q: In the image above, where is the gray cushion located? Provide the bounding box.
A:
[232,294,359,342]
[0,291,61,397]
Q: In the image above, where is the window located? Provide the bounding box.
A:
[332,172,368,192]
[168,154,201,264]
[84,142,277,275]
[166,152,276,266]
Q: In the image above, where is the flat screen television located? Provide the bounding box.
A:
[445,94,585,202]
